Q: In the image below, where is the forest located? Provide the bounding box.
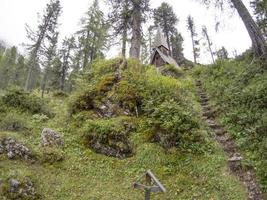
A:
[0,0,266,199]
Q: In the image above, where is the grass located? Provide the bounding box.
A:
[0,131,247,200]
[0,86,247,200]
[0,58,249,199]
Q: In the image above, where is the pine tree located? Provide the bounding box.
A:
[0,46,17,89]
[13,55,27,87]
[217,46,229,59]
[171,30,184,65]
[24,0,62,91]
[108,0,131,57]
[78,0,109,70]
[200,0,267,60]
[202,26,215,64]
[59,37,76,91]
[129,0,150,60]
[251,0,267,38]
[50,57,62,90]
[41,32,59,98]
[140,33,150,64]
[187,15,200,64]
[153,2,178,54]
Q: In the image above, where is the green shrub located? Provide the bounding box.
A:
[95,73,118,94]
[1,88,53,117]
[68,89,96,115]
[144,100,201,150]
[32,114,49,124]
[91,57,122,78]
[0,112,28,132]
[52,90,69,98]
[161,64,184,78]
[69,58,207,155]
[81,117,135,158]
[41,147,64,164]
[111,79,141,114]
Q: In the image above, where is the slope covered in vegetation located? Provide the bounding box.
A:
[193,57,267,194]
[0,58,248,199]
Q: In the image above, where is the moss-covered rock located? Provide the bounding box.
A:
[69,58,208,157]
[82,117,135,159]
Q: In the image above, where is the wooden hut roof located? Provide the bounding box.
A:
[151,48,179,68]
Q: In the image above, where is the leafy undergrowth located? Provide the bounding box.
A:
[0,58,248,199]
[193,57,267,193]
[70,58,207,155]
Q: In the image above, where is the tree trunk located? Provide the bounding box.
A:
[190,32,197,64]
[148,28,152,55]
[24,50,38,91]
[121,0,129,58]
[61,48,70,91]
[129,4,142,60]
[163,22,171,55]
[204,31,215,64]
[122,24,127,58]
[60,67,66,91]
[41,69,49,98]
[231,0,267,59]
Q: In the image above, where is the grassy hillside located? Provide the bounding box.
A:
[0,58,248,199]
[193,57,267,194]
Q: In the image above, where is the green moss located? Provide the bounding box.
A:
[95,74,117,94]
[161,64,184,78]
[41,147,64,164]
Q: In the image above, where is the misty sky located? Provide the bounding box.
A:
[0,0,253,63]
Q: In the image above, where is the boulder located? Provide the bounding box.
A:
[5,178,37,199]
[0,144,4,154]
[9,179,20,193]
[88,135,133,159]
[41,128,64,147]
[1,137,32,160]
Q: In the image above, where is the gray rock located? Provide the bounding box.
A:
[0,144,4,154]
[228,153,243,162]
[2,137,32,160]
[7,151,15,159]
[41,128,64,147]
[24,179,36,196]
[9,179,20,192]
[5,178,37,198]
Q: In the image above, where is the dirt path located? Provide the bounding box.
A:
[195,80,263,200]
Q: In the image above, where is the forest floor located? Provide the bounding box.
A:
[0,88,248,199]
[1,58,265,199]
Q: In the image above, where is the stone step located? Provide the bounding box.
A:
[195,81,202,86]
[202,105,211,110]
[200,94,208,98]
[207,120,220,129]
[200,96,209,100]
[200,101,209,106]
[198,92,206,96]
[228,153,243,162]
[213,128,225,135]
[203,110,214,118]
[216,134,231,143]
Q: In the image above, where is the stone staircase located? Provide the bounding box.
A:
[196,80,262,200]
